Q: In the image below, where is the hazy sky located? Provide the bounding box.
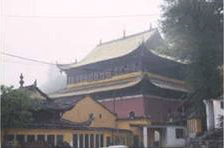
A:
[0,0,162,91]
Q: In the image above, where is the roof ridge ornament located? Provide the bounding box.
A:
[123,29,126,38]
[19,73,24,88]
[34,79,37,87]
[149,23,153,30]
[99,39,102,45]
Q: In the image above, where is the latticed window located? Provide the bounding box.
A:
[7,135,14,141]
[94,72,99,80]
[221,101,223,109]
[47,135,55,144]
[56,135,63,145]
[27,135,35,142]
[37,135,45,142]
[88,72,94,81]
[176,128,184,139]
[100,72,105,80]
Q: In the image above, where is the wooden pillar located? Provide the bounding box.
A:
[93,134,96,148]
[34,135,38,141]
[24,135,27,142]
[99,134,101,148]
[45,135,47,142]
[83,134,85,148]
[143,126,148,148]
[89,134,91,148]
[77,134,80,148]
[54,135,56,146]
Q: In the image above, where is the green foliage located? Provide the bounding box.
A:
[1,85,33,128]
[160,0,223,103]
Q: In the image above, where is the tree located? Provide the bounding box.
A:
[1,85,33,129]
[160,0,223,105]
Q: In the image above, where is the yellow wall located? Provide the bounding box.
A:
[3,96,153,147]
[117,118,150,135]
[187,118,202,135]
[117,118,151,145]
[63,96,117,128]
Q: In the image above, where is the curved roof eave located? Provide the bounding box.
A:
[50,77,143,99]
[49,72,189,99]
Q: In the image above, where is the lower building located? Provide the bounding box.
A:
[3,94,186,148]
[2,74,187,148]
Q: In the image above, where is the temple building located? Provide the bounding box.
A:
[3,29,192,148]
[53,28,190,147]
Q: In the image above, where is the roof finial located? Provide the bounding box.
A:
[19,73,24,88]
[149,23,153,30]
[123,29,126,38]
[99,39,102,45]
[75,58,77,64]
[34,79,37,87]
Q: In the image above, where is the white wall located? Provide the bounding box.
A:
[204,99,223,131]
[204,100,215,131]
[213,100,224,129]
[166,127,185,147]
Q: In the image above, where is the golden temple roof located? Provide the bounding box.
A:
[57,29,160,70]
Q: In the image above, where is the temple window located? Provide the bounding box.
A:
[99,114,102,119]
[119,65,125,74]
[85,134,89,148]
[88,72,94,81]
[128,111,135,119]
[89,113,95,119]
[221,101,223,109]
[100,72,104,80]
[7,135,14,141]
[27,135,35,142]
[175,128,184,139]
[47,135,55,145]
[90,134,94,148]
[69,77,73,84]
[67,77,70,84]
[71,77,74,83]
[135,62,140,70]
[105,71,111,78]
[16,135,25,144]
[56,135,63,145]
[73,134,78,147]
[106,136,111,146]
[123,65,128,73]
[126,64,131,72]
[79,75,83,82]
[37,135,45,142]
[113,67,119,75]
[105,69,112,78]
[83,74,88,81]
[94,72,99,80]
[75,76,79,83]
[79,134,83,148]
[100,134,104,147]
[131,63,136,71]
[95,135,99,148]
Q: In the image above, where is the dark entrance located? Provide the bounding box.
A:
[133,135,139,148]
